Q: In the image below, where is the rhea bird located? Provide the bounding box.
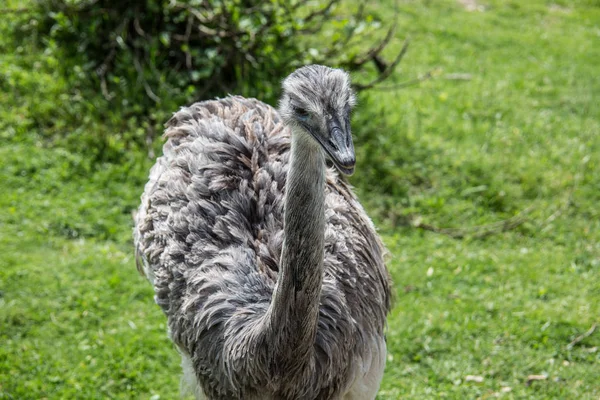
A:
[134,65,392,399]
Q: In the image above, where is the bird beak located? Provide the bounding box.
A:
[324,117,356,175]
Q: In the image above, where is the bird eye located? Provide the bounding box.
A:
[294,107,310,121]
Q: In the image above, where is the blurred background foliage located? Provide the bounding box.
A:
[16,0,400,164]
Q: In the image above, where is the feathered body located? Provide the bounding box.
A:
[135,67,391,400]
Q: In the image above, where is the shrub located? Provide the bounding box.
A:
[26,0,407,161]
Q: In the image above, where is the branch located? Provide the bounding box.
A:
[567,323,597,350]
[133,8,146,38]
[347,18,398,69]
[406,204,534,239]
[291,0,312,12]
[294,0,341,36]
[367,68,437,91]
[171,2,212,24]
[299,0,339,27]
[133,56,161,103]
[96,48,116,101]
[188,9,219,36]
[171,15,195,69]
[445,73,473,81]
[99,75,114,101]
[353,37,410,91]
[172,2,230,37]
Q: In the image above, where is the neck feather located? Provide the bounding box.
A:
[265,126,326,372]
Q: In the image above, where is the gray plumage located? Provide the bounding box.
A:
[134,65,392,400]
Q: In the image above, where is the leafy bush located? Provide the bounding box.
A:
[26,0,405,161]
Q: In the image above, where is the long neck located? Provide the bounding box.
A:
[265,127,326,372]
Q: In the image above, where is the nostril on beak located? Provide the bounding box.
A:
[331,127,343,139]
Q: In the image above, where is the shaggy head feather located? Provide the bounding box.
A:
[279,65,357,174]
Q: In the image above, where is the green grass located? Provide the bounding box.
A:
[1,0,599,399]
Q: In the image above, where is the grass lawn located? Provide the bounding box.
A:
[1,0,598,398]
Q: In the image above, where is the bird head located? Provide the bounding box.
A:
[279,65,357,175]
